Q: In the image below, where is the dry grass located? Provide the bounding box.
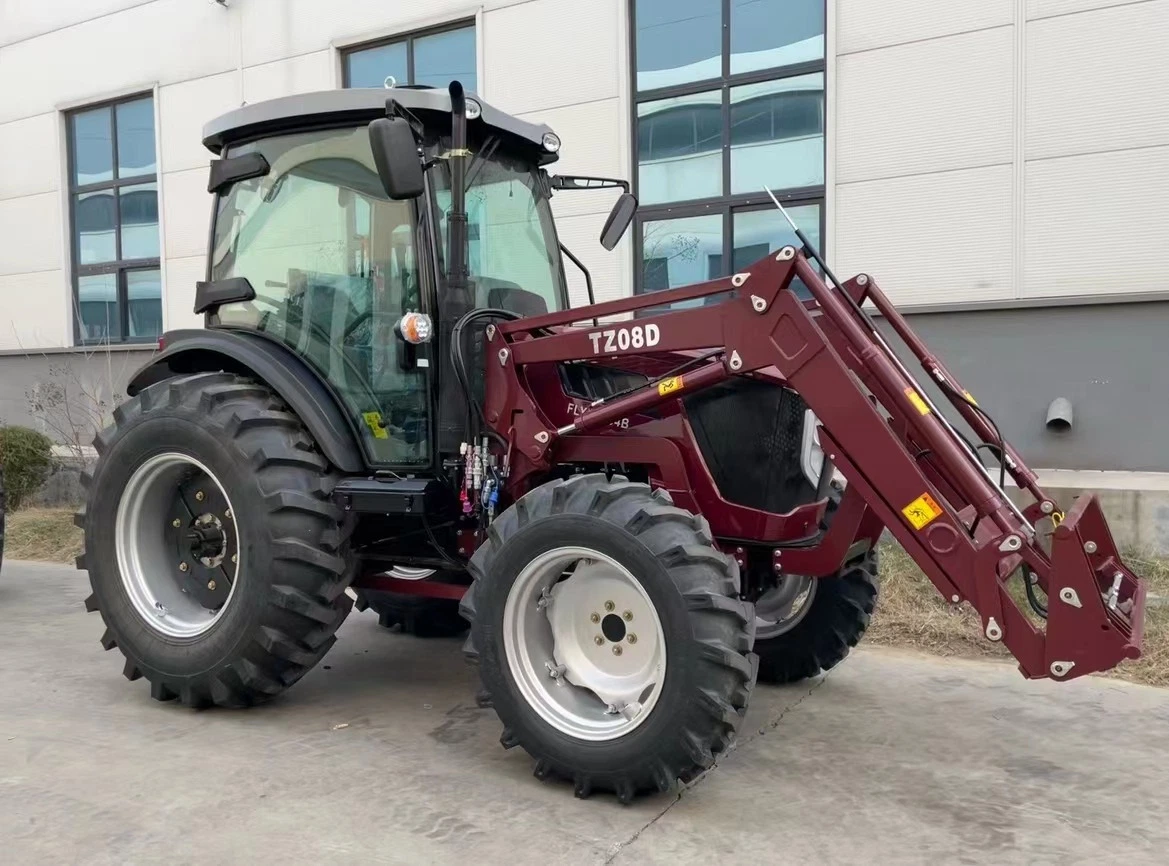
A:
[869,541,1169,688]
[4,507,83,564]
[3,507,1166,687]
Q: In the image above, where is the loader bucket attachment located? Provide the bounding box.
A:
[483,235,1147,683]
[1040,495,1144,680]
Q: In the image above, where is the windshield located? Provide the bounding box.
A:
[434,147,566,314]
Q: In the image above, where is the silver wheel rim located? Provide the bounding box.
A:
[115,453,240,639]
[388,566,435,581]
[754,574,817,639]
[503,546,666,742]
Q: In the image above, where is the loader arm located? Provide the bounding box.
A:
[482,245,1145,683]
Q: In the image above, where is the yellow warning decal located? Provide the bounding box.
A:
[902,493,944,530]
[362,411,389,439]
[905,387,931,415]
[658,376,684,397]
[963,390,978,406]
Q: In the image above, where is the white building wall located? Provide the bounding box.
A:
[0,0,630,351]
[1,0,1165,351]
[832,0,1169,308]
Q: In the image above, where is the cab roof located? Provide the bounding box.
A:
[202,86,559,163]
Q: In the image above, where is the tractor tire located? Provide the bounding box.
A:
[356,572,468,638]
[461,474,757,803]
[77,372,355,708]
[753,548,879,685]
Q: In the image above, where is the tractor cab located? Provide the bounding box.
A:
[197,84,632,470]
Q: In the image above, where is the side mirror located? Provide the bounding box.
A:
[599,192,638,251]
[369,117,424,200]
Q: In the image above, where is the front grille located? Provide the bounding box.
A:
[683,378,816,515]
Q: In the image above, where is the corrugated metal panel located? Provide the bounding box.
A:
[162,254,205,331]
[0,269,69,349]
[836,164,1015,307]
[242,50,335,106]
[482,0,620,115]
[158,72,239,174]
[554,211,630,306]
[1026,1,1169,160]
[517,98,626,220]
[0,192,62,274]
[0,112,59,200]
[1027,0,1152,20]
[0,0,238,124]
[837,0,1013,55]
[1024,144,1169,298]
[240,0,477,68]
[836,26,1014,184]
[161,168,212,260]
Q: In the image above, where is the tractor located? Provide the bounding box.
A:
[77,82,1146,803]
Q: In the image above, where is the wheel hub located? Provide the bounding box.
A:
[116,453,240,638]
[504,547,666,741]
[754,572,816,639]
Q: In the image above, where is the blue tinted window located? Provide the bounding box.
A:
[635,0,721,90]
[115,98,157,178]
[730,0,824,74]
[414,27,476,91]
[345,41,407,88]
[72,107,113,186]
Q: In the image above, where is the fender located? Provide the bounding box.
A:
[127,329,364,473]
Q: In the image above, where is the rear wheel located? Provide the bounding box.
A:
[752,548,879,685]
[78,373,354,707]
[462,474,757,802]
[356,568,468,637]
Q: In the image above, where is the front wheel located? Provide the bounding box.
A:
[78,373,355,707]
[752,548,879,685]
[461,474,757,803]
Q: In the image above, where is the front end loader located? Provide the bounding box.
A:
[76,81,1145,803]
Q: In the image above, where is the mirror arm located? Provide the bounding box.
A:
[559,243,595,308]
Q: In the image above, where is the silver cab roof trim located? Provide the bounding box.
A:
[201,87,556,154]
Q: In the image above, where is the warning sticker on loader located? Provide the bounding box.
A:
[902,493,944,530]
[658,376,684,397]
[362,411,389,439]
[905,387,931,415]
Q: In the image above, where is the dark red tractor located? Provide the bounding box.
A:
[77,82,1145,803]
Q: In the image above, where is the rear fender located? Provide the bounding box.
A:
[127,329,364,473]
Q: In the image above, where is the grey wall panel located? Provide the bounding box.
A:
[887,301,1168,472]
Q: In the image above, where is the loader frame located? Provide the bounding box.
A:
[476,244,1144,683]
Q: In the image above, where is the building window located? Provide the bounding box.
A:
[630,0,825,301]
[342,21,477,91]
[67,94,162,343]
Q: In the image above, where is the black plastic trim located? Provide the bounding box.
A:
[207,152,270,193]
[193,277,256,315]
[126,329,364,473]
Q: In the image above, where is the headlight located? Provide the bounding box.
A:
[465,98,482,120]
[541,132,561,153]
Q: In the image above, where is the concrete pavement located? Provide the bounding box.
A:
[2,560,1167,865]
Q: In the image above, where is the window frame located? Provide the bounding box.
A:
[65,91,161,346]
[628,0,826,295]
[340,19,477,89]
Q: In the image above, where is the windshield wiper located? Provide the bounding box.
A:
[464,135,500,189]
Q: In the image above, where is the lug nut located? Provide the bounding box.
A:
[612,645,623,656]
[604,600,615,612]
[231,553,238,564]
[207,580,217,591]
[178,562,189,572]
[594,635,605,646]
[225,508,232,520]
[195,490,205,502]
[622,610,633,621]
[172,518,182,528]
[590,613,600,623]
[627,633,637,644]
